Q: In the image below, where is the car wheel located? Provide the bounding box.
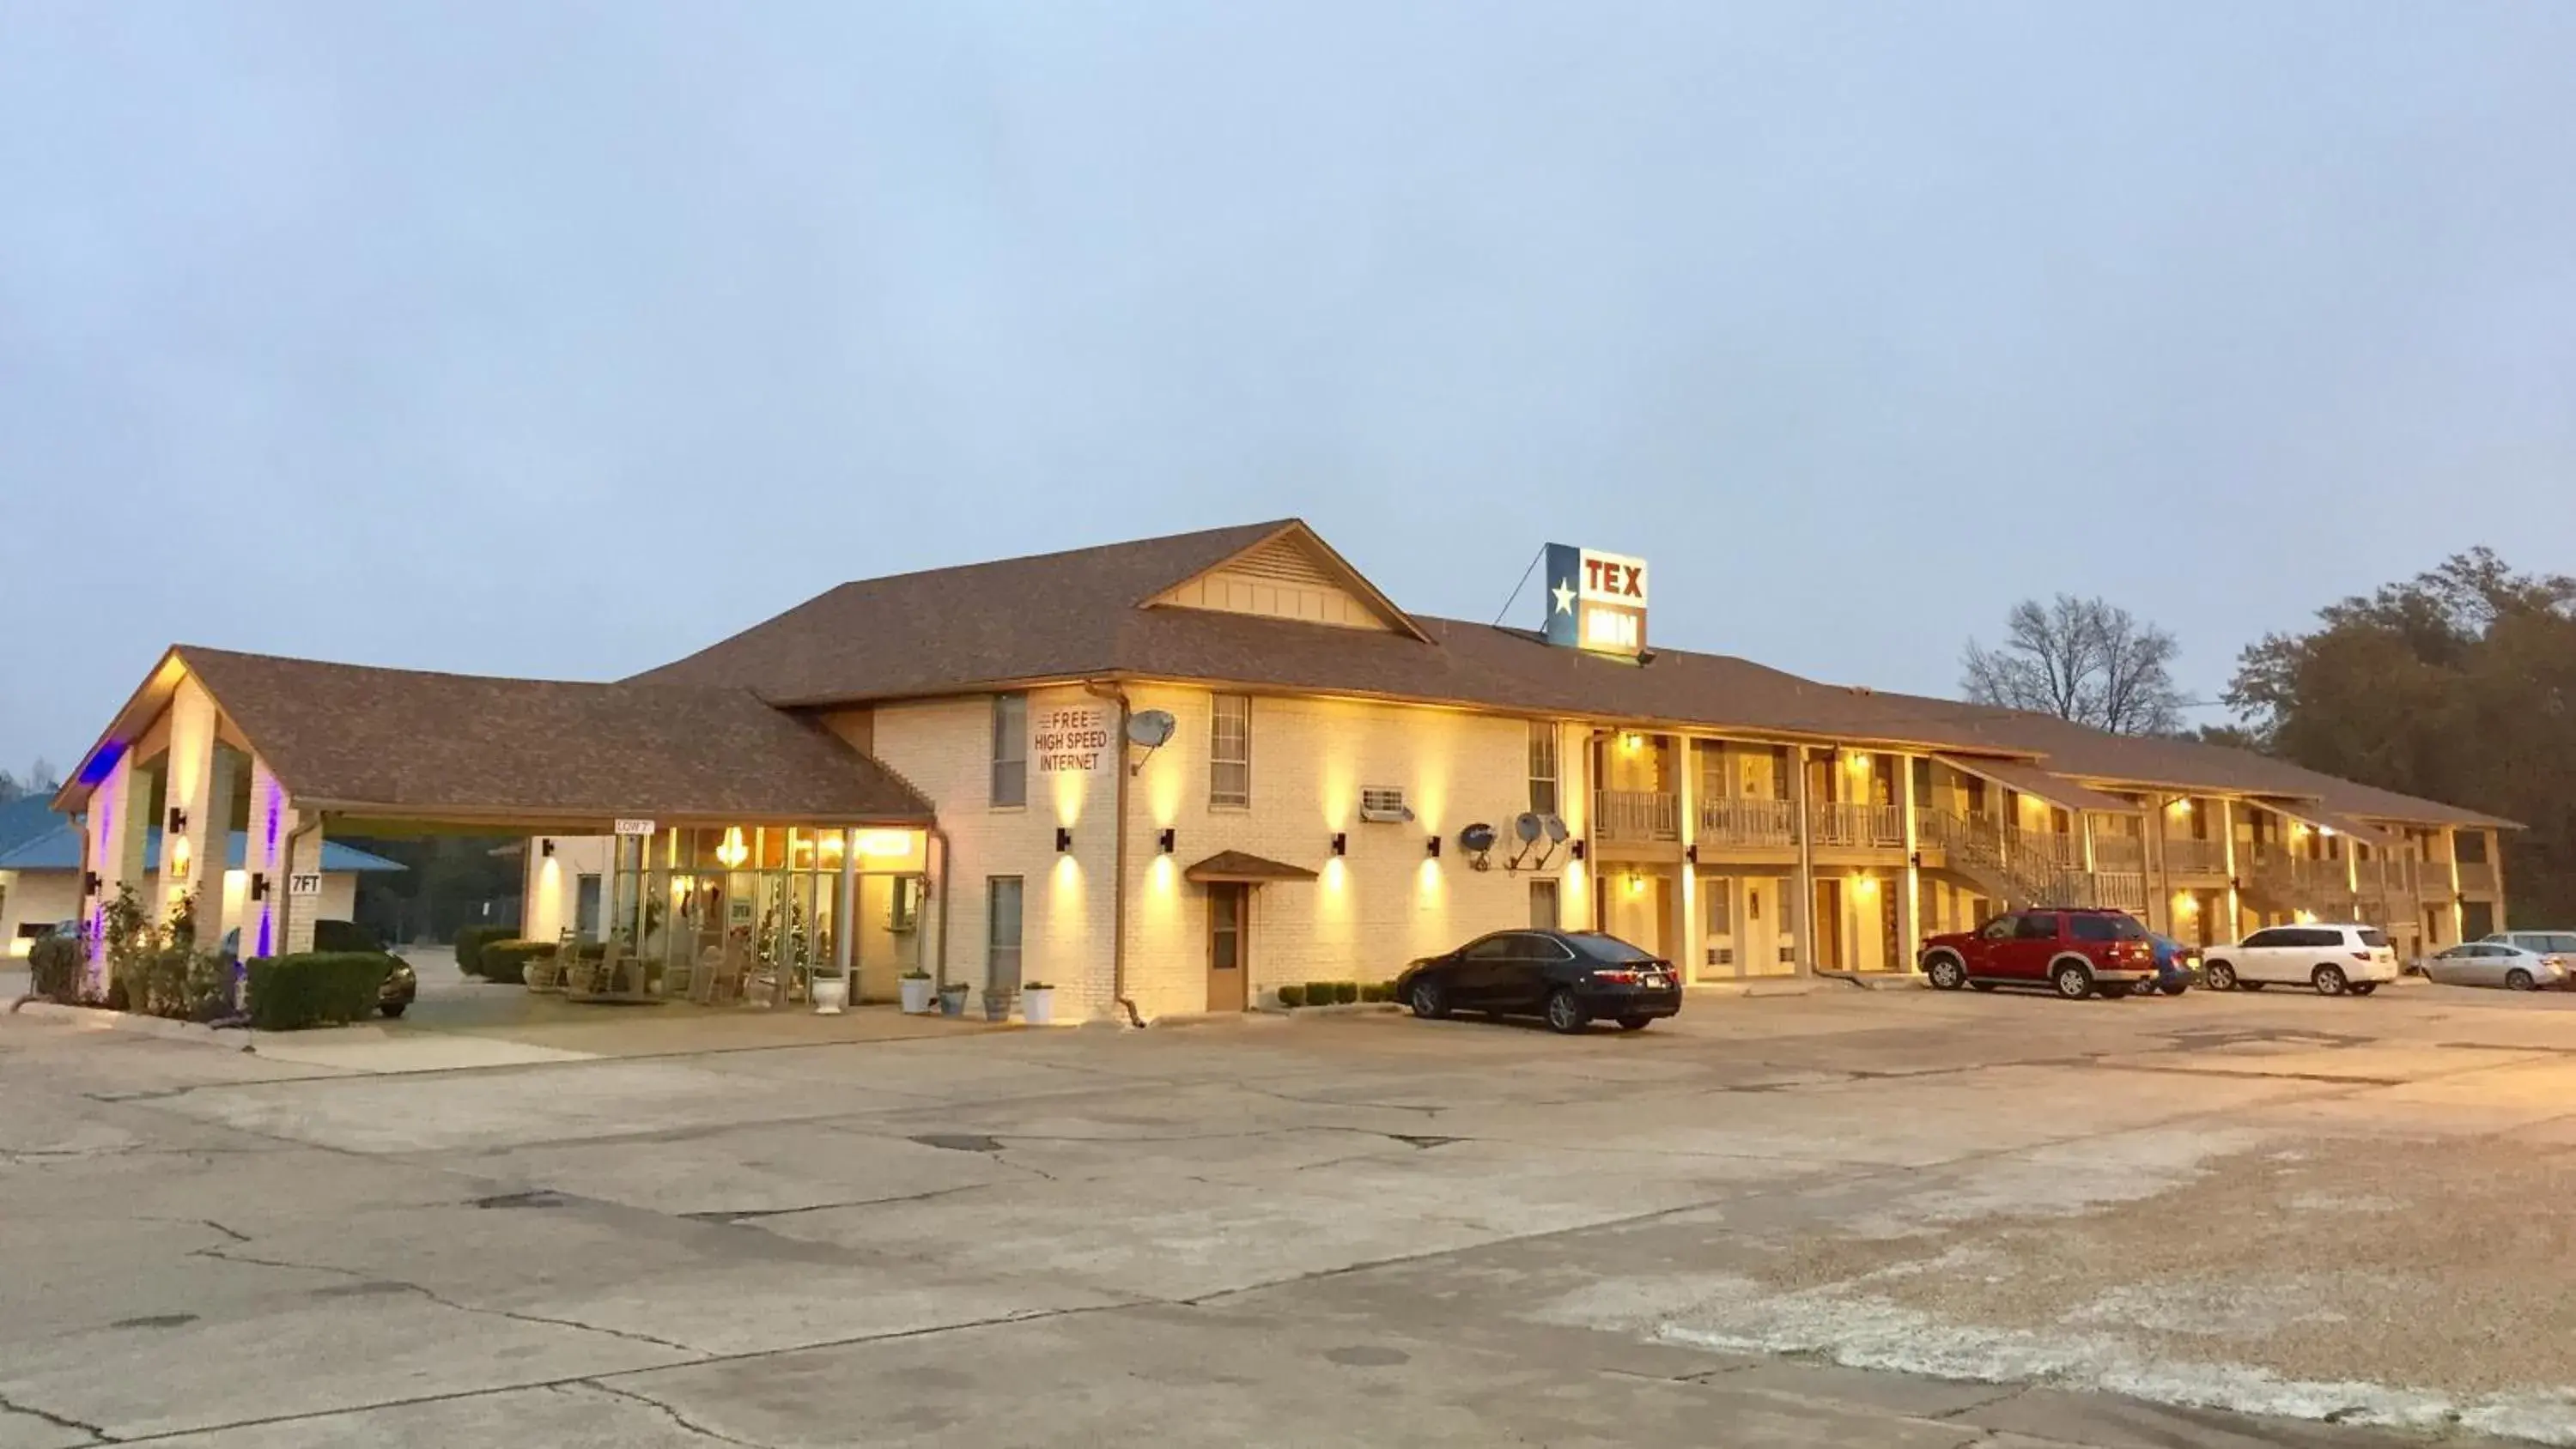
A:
[2508,968,2537,992]
[2312,964,2348,997]
[2205,961,2237,991]
[379,1003,407,1019]
[1407,979,1451,1020]
[2052,961,2094,1000]
[1924,955,1967,991]
[1544,988,1589,1034]
[1617,1016,1652,1032]
[2350,983,2378,997]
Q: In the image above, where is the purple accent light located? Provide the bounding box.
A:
[76,740,125,788]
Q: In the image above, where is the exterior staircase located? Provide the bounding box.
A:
[1918,811,2139,912]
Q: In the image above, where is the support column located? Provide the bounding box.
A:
[2488,828,2507,931]
[2220,799,2242,939]
[1676,737,1701,981]
[1790,746,1815,978]
[161,677,237,946]
[82,747,147,994]
[1899,756,1921,970]
[836,828,859,991]
[281,818,326,956]
[239,757,289,960]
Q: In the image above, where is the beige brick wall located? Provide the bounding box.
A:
[872,688,1121,1019]
[869,685,1597,1022]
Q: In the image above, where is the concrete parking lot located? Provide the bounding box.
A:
[9,974,2576,1447]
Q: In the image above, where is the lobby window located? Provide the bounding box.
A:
[987,876,1024,992]
[1211,694,1251,808]
[1528,721,1558,815]
[991,694,1027,808]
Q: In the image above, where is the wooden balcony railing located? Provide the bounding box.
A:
[2458,860,2496,894]
[2163,838,2227,876]
[1698,797,1797,847]
[2091,834,2147,872]
[1808,801,1904,849]
[1593,790,1680,844]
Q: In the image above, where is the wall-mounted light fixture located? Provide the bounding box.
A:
[1626,870,1645,895]
[1425,835,1442,858]
[540,838,556,858]
[1620,732,1643,753]
[1330,832,1347,857]
[247,872,268,901]
[82,871,100,897]
[167,834,192,880]
[1157,828,1176,854]
[1055,827,1074,853]
[167,807,187,834]
[1684,843,1698,864]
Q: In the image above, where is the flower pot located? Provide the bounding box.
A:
[899,977,933,1014]
[937,984,969,1017]
[1021,987,1056,1026]
[811,976,848,1016]
[981,990,1015,1022]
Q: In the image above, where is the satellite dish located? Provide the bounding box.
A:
[1542,814,1569,843]
[1459,822,1498,854]
[1126,710,1177,748]
[1512,812,1543,844]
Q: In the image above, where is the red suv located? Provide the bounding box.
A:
[1919,907,2157,999]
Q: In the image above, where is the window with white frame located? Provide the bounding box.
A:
[1528,721,1559,815]
[1210,694,1251,807]
[987,876,1024,991]
[991,694,1028,808]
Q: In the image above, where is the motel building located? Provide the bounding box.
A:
[48,520,2515,1022]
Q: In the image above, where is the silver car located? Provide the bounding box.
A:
[2422,939,2573,991]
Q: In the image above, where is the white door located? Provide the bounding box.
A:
[2242,927,2296,984]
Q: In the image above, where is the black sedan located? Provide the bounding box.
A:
[1397,929,1682,1034]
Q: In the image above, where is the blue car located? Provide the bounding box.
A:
[2140,934,2202,997]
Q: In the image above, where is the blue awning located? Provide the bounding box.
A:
[0,823,404,874]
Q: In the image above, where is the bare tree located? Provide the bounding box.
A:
[0,757,62,805]
[1962,596,2185,736]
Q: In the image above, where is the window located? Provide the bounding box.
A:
[1528,721,1559,816]
[2014,913,2061,941]
[1464,935,1517,961]
[1566,932,1659,963]
[1210,694,1251,807]
[991,694,1028,808]
[2358,928,2391,949]
[574,874,602,942]
[1520,933,1577,961]
[1704,877,1734,936]
[1529,878,1560,931]
[1978,916,2015,941]
[986,876,1024,991]
[2069,914,2147,943]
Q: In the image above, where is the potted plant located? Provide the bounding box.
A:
[899,968,934,1014]
[937,981,969,1017]
[811,971,849,1016]
[982,986,1016,1022]
[1021,982,1056,1026]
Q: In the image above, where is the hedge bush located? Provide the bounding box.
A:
[1303,980,1337,1007]
[1276,984,1307,1008]
[477,938,556,985]
[246,953,394,1030]
[454,925,514,978]
[1358,982,1388,1003]
[1333,981,1359,1004]
[114,945,234,1021]
[27,935,87,1003]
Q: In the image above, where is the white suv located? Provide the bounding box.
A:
[2204,924,2401,997]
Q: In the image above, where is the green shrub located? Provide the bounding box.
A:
[1333,981,1359,1004]
[27,934,87,1003]
[1304,980,1336,1007]
[113,944,234,1021]
[1277,984,1307,1008]
[476,939,556,985]
[246,953,393,1030]
[1358,982,1388,1003]
[454,925,514,978]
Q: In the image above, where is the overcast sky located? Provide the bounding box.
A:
[7,2,2573,770]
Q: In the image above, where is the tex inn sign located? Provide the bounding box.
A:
[1541,543,1649,659]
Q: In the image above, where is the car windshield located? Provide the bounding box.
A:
[2359,928,2391,949]
[1564,932,1657,964]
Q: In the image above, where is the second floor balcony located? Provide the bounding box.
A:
[1698,797,1797,848]
[2164,837,2227,876]
[1593,789,1680,845]
[1808,801,1905,850]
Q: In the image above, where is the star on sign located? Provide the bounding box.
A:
[1551,579,1577,615]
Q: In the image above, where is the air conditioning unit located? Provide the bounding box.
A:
[1358,787,1414,823]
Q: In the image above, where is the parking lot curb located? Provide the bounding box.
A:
[6,997,246,1046]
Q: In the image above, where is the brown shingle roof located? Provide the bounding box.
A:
[167,647,931,827]
[627,521,2515,833]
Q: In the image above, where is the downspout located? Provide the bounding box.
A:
[931,824,954,991]
[1083,679,1143,1027]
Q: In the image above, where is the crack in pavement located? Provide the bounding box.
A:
[0,1389,111,1442]
[192,1246,702,1355]
[576,1380,777,1448]
[684,1180,996,1223]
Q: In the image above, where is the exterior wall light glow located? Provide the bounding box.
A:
[1056,827,1074,852]
[856,830,914,858]
[167,834,192,880]
[1625,870,1644,895]
[1620,732,1643,753]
